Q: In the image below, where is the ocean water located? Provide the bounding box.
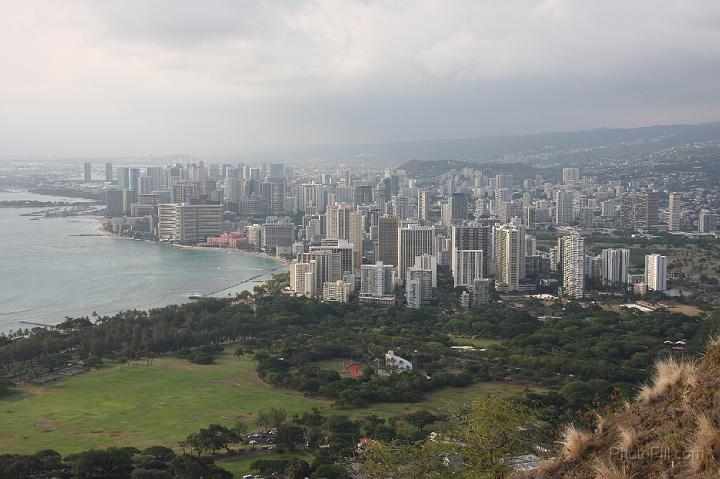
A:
[0,191,282,332]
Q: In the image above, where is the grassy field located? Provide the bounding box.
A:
[0,353,331,454]
[449,336,504,348]
[0,350,540,455]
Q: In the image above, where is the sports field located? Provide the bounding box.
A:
[0,350,538,454]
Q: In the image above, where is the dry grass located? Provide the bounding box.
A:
[706,334,720,349]
[617,427,638,454]
[536,459,561,476]
[560,424,592,460]
[636,357,691,404]
[686,413,719,473]
[683,362,700,389]
[653,357,686,394]
[592,459,628,479]
[595,413,606,435]
[635,383,655,404]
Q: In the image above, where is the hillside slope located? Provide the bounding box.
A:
[525,340,720,478]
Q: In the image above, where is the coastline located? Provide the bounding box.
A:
[95,221,290,269]
[171,243,291,268]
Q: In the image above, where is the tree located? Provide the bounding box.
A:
[357,396,535,479]
[141,446,176,462]
[70,448,134,477]
[181,425,238,455]
[0,373,13,397]
[405,410,438,430]
[131,469,171,479]
[311,464,348,479]
[284,458,311,479]
[256,407,287,429]
[277,423,306,449]
[170,454,231,479]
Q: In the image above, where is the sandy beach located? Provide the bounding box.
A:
[96,221,290,269]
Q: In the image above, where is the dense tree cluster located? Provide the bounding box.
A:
[2,284,718,425]
[0,446,232,479]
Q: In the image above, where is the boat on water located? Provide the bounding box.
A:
[188,293,205,299]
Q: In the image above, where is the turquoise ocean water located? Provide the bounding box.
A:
[0,191,281,332]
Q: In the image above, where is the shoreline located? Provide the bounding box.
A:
[95,221,290,269]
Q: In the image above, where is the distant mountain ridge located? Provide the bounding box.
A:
[284,120,720,169]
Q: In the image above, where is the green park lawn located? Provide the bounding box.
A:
[0,350,539,455]
[0,353,330,455]
[449,336,504,348]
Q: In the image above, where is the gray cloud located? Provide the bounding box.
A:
[0,0,719,158]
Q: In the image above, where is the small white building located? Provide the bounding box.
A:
[385,350,413,372]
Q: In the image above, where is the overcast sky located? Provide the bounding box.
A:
[1,0,719,158]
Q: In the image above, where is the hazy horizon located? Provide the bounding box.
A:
[2,0,720,158]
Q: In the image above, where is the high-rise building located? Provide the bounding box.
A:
[360,261,395,297]
[621,191,660,231]
[262,177,286,215]
[600,248,630,286]
[349,211,365,271]
[105,162,113,183]
[601,199,617,218]
[699,210,717,233]
[326,203,351,240]
[555,190,575,226]
[157,203,223,243]
[302,183,327,215]
[290,260,316,297]
[406,267,433,306]
[561,234,585,299]
[645,254,667,292]
[261,218,296,248]
[297,250,343,295]
[129,168,141,192]
[147,167,165,192]
[454,250,483,287]
[494,224,526,291]
[137,175,153,195]
[414,254,437,287]
[495,174,513,188]
[562,167,580,185]
[172,182,201,204]
[105,188,136,217]
[352,185,373,206]
[322,280,351,303]
[270,163,285,178]
[310,240,354,276]
[224,179,242,203]
[398,225,434,280]
[451,222,494,279]
[405,279,422,309]
[418,189,431,220]
[392,195,410,220]
[471,278,492,305]
[495,200,513,224]
[83,162,92,183]
[376,215,400,268]
[116,167,130,190]
[449,192,468,223]
[668,192,681,231]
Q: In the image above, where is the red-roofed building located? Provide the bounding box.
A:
[347,363,364,377]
